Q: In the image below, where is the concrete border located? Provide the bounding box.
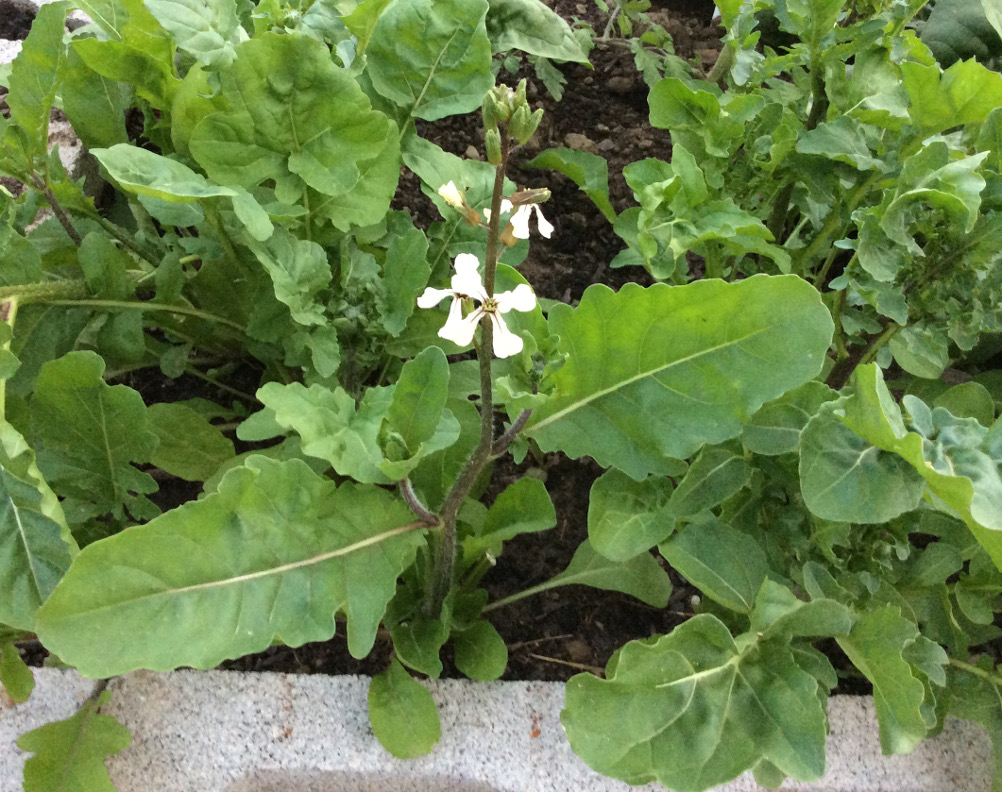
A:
[0,667,993,792]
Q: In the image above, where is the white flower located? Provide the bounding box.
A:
[438,181,465,209]
[416,253,536,358]
[483,199,553,239]
[509,204,553,239]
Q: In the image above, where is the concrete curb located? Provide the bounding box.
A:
[0,667,993,792]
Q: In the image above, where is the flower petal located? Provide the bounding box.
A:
[495,283,536,313]
[482,199,513,223]
[451,254,488,301]
[489,312,524,358]
[438,181,464,208]
[509,205,532,239]
[417,287,455,309]
[532,205,554,238]
[439,303,482,347]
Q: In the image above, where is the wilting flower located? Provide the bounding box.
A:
[438,181,465,209]
[483,198,553,240]
[416,253,536,358]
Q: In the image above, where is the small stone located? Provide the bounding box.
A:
[598,138,615,153]
[595,123,610,133]
[563,132,598,154]
[465,145,481,161]
[605,76,635,94]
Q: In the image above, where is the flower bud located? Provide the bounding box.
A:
[514,79,528,110]
[485,128,503,165]
[505,105,537,145]
[482,92,502,132]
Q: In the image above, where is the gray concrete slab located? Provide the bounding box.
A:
[0,667,993,792]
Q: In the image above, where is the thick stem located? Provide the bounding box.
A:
[400,478,439,526]
[825,321,900,390]
[492,409,532,457]
[949,657,1002,687]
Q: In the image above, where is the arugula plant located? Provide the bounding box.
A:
[0,1,1000,792]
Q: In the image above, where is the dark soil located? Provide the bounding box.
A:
[7,0,876,694]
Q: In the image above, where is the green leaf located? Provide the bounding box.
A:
[381,213,431,336]
[390,616,448,678]
[144,0,246,68]
[796,116,884,170]
[526,147,616,222]
[1,640,34,703]
[902,59,1002,133]
[368,657,441,759]
[742,381,838,456]
[485,0,589,62]
[922,0,1002,67]
[31,351,159,522]
[799,399,925,524]
[837,606,932,754]
[5,2,69,153]
[948,656,1002,792]
[387,347,449,453]
[562,616,828,791]
[342,0,395,56]
[773,0,841,49]
[668,444,752,518]
[60,47,128,149]
[464,477,555,559]
[366,0,494,121]
[188,33,394,211]
[0,421,74,630]
[17,690,131,792]
[246,228,331,326]
[453,620,508,681]
[587,469,673,562]
[526,276,833,479]
[147,403,235,482]
[748,580,854,641]
[660,515,770,614]
[933,381,996,426]
[256,382,393,484]
[35,457,423,676]
[544,538,671,607]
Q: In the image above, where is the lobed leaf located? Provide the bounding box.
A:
[526,276,833,479]
[144,0,246,69]
[485,0,590,62]
[35,457,423,675]
[543,538,671,607]
[17,690,131,792]
[31,351,159,523]
[527,147,616,222]
[147,403,235,482]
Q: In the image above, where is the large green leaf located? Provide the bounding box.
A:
[562,616,828,791]
[17,690,131,792]
[144,0,247,68]
[923,0,1002,67]
[366,0,494,121]
[386,347,449,454]
[381,213,431,336]
[246,228,331,326]
[59,44,129,150]
[526,276,833,479]
[31,352,159,522]
[368,657,441,758]
[668,444,752,518]
[742,381,838,456]
[837,605,937,755]
[485,0,589,62]
[35,457,423,676]
[0,422,75,630]
[587,469,673,561]
[188,32,396,223]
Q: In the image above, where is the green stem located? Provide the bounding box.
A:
[0,280,89,303]
[858,323,901,365]
[185,367,259,404]
[482,577,563,614]
[795,172,881,273]
[45,299,245,332]
[706,42,735,86]
[424,134,510,620]
[31,174,82,246]
[703,241,724,279]
[949,657,1002,687]
[203,200,242,269]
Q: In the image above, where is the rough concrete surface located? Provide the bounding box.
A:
[0,668,993,792]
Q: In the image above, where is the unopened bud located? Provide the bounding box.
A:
[485,128,503,165]
[514,79,528,110]
[521,108,544,144]
[508,105,532,144]
[482,92,502,132]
